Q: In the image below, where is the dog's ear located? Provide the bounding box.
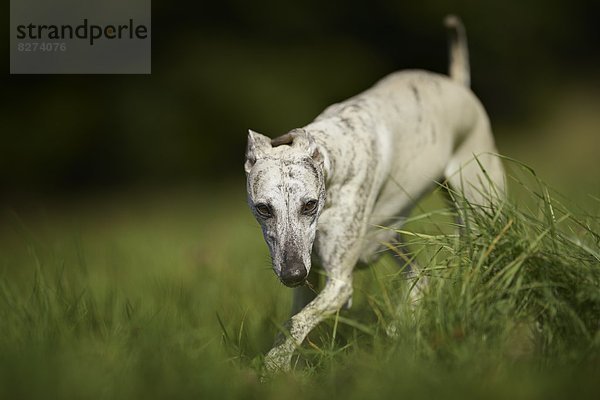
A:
[245,129,271,173]
[290,130,323,164]
[306,134,323,164]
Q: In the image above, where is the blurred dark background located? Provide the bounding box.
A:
[2,0,599,199]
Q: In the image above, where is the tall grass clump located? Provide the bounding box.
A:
[424,163,599,362]
[331,160,600,376]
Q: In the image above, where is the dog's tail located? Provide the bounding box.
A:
[444,14,470,87]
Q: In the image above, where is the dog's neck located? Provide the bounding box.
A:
[314,140,332,186]
[300,121,348,189]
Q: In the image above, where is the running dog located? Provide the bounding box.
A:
[244,16,505,372]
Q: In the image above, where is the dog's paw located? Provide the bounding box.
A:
[264,346,293,374]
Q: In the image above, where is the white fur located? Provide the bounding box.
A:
[245,16,505,372]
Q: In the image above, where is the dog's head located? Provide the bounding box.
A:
[244,129,326,287]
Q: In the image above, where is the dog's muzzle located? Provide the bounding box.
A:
[280,262,308,287]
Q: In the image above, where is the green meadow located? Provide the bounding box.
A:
[1,156,599,399]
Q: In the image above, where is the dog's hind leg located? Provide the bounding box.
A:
[386,234,428,304]
[444,15,504,205]
[444,112,505,208]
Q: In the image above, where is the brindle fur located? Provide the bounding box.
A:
[244,16,505,372]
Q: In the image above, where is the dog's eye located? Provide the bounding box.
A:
[255,203,272,218]
[302,200,318,215]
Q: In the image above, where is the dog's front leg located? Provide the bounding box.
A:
[264,271,353,372]
[262,169,375,372]
[265,198,369,372]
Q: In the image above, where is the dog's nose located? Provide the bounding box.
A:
[280,263,308,287]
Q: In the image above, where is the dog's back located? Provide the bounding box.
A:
[305,17,504,261]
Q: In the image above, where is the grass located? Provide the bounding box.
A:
[0,162,599,399]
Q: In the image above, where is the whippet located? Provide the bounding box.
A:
[244,16,505,372]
